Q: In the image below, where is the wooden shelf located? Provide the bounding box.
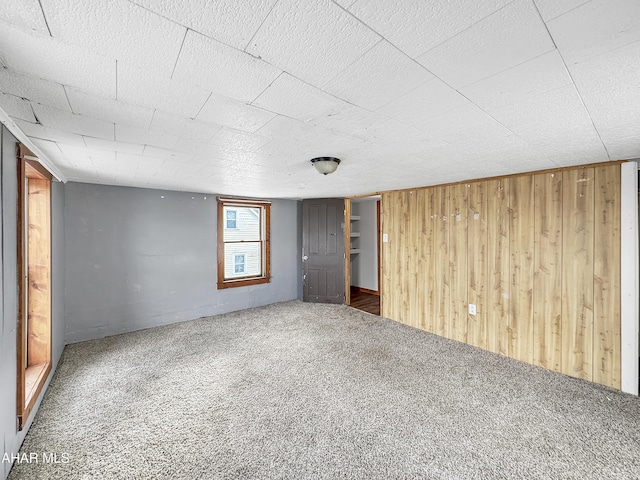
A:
[350,232,361,237]
[350,215,361,221]
[350,249,361,254]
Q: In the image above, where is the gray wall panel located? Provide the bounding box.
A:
[0,127,65,480]
[64,182,300,343]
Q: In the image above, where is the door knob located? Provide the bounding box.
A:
[303,255,308,260]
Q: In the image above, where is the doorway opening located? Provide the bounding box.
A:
[347,196,380,315]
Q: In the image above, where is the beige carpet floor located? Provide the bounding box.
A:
[8,301,640,479]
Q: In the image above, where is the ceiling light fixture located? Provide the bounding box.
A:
[310,157,341,175]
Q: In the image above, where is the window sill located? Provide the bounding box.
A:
[217,276,270,289]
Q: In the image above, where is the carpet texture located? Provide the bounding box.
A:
[8,301,640,479]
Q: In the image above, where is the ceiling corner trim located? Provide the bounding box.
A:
[0,106,67,183]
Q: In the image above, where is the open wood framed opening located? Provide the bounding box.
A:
[16,145,52,431]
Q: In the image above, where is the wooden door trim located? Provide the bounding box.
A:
[344,198,350,306]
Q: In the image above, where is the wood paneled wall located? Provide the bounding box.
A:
[381,163,621,389]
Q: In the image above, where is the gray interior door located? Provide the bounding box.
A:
[302,198,345,303]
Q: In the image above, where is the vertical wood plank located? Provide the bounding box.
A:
[487,179,510,356]
[381,193,393,320]
[434,186,450,338]
[593,164,621,388]
[468,182,488,349]
[449,183,468,343]
[424,188,436,334]
[509,175,534,364]
[562,167,595,382]
[27,179,51,365]
[533,172,563,372]
[419,188,431,332]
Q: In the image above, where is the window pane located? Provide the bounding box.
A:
[224,242,262,279]
[226,210,237,229]
[223,206,260,242]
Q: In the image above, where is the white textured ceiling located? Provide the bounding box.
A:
[0,0,638,198]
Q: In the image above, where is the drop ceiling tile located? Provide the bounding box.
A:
[533,0,591,21]
[0,23,116,97]
[115,124,180,150]
[197,92,276,132]
[246,0,380,86]
[66,87,154,129]
[210,127,271,151]
[309,103,380,136]
[57,143,116,161]
[0,69,70,110]
[405,103,528,153]
[254,115,317,140]
[40,0,186,75]
[1,93,36,122]
[377,78,470,129]
[117,63,211,118]
[547,0,640,65]
[459,50,572,110]
[417,0,555,89]
[142,145,194,163]
[485,85,602,143]
[568,41,640,160]
[252,73,343,121]
[321,40,433,110]
[0,0,49,34]
[346,0,509,58]
[31,103,115,140]
[172,30,281,102]
[14,119,86,145]
[83,137,145,155]
[150,110,222,143]
[30,138,62,156]
[130,0,277,50]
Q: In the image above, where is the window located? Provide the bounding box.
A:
[226,209,237,229]
[217,198,270,289]
[17,145,52,430]
[233,254,246,274]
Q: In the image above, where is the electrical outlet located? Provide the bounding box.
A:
[468,304,476,315]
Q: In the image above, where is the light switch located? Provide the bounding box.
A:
[468,304,476,315]
[383,233,388,242]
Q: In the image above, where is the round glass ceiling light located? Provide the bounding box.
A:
[310,157,341,175]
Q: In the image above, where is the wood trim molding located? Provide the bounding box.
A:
[344,198,351,306]
[216,198,271,289]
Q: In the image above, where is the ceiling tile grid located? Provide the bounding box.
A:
[0,23,117,98]
[172,30,282,103]
[252,73,344,121]
[417,0,556,89]
[246,0,381,86]
[0,92,36,122]
[39,0,186,75]
[321,40,434,110]
[66,87,155,129]
[0,0,49,34]
[345,0,510,58]
[0,0,637,198]
[31,103,115,140]
[116,63,211,119]
[0,69,71,111]
[130,0,279,51]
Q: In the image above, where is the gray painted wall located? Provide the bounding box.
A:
[350,199,378,292]
[64,182,301,343]
[0,127,65,480]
